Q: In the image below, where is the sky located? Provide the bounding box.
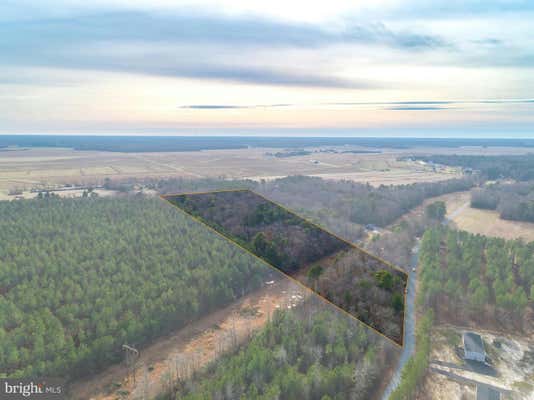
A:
[1,0,534,137]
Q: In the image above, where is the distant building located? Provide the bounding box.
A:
[476,384,501,400]
[463,332,486,362]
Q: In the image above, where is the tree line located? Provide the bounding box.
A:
[154,175,473,245]
[409,154,534,181]
[256,176,473,228]
[471,182,534,223]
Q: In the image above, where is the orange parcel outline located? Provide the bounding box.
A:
[161,188,409,347]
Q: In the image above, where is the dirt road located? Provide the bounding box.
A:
[69,279,306,400]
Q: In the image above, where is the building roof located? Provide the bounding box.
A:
[476,384,501,400]
[463,332,485,354]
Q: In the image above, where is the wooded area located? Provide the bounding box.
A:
[418,226,534,331]
[155,175,473,243]
[165,190,350,275]
[409,154,534,181]
[305,248,407,344]
[471,182,534,223]
[169,306,395,400]
[0,196,270,378]
[257,176,473,228]
[165,190,407,344]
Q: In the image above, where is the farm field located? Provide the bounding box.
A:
[396,190,534,242]
[445,192,534,242]
[441,191,534,242]
[0,145,469,198]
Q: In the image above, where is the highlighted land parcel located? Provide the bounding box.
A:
[163,189,408,345]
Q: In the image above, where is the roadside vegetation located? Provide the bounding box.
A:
[388,311,433,400]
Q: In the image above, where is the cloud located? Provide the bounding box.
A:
[328,99,534,106]
[385,106,446,110]
[0,10,446,88]
[385,0,534,18]
[180,105,248,109]
[178,99,534,111]
[150,65,373,88]
[471,38,503,46]
[1,11,446,50]
[180,103,294,109]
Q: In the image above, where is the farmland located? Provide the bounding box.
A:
[0,145,467,199]
[442,191,534,242]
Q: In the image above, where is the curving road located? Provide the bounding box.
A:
[381,240,420,400]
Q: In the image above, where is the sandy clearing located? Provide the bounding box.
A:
[69,279,307,400]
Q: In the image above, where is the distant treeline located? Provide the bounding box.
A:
[408,154,534,181]
[256,175,474,228]
[1,135,534,152]
[267,149,312,157]
[154,176,474,243]
[266,149,381,158]
[471,182,534,223]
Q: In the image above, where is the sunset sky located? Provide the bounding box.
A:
[1,0,533,136]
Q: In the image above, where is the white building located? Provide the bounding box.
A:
[463,332,486,362]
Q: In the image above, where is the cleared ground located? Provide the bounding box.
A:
[70,278,308,400]
[395,190,534,242]
[444,192,534,242]
[421,325,534,400]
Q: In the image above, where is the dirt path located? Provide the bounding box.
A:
[69,279,307,400]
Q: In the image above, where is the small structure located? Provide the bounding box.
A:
[476,384,501,400]
[463,332,486,362]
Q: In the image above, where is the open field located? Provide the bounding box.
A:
[444,191,534,242]
[0,145,471,198]
[395,190,534,242]
[439,191,534,242]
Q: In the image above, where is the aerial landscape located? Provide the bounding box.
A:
[1,1,533,400]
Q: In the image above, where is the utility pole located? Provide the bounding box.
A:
[122,344,140,385]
